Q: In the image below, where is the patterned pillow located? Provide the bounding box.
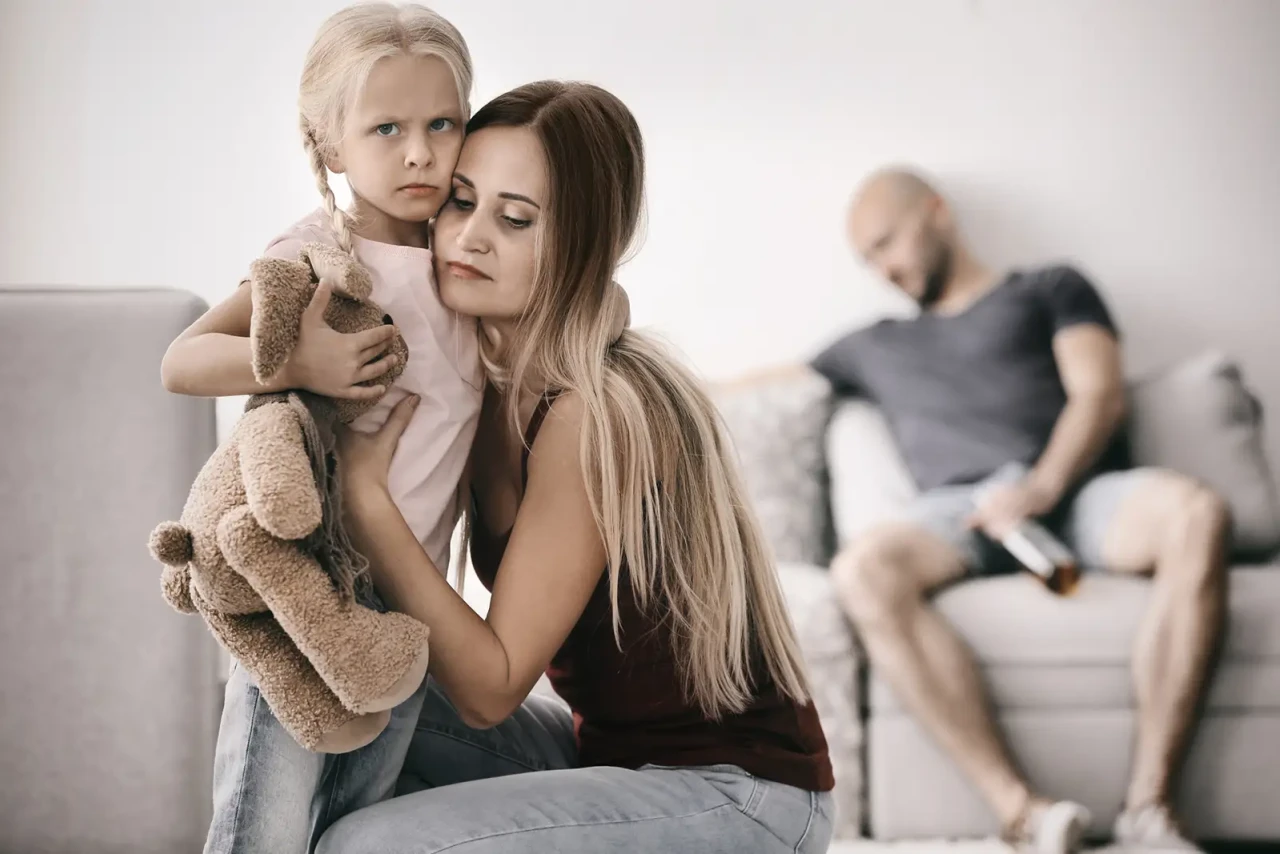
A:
[711,371,836,566]
[777,561,864,839]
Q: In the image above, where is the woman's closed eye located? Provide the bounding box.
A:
[503,214,532,229]
[449,193,475,211]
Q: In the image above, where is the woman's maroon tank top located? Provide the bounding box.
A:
[469,394,833,792]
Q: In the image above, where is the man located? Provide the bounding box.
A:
[809,168,1227,852]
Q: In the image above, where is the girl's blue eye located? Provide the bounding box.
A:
[429,118,455,132]
[375,123,399,136]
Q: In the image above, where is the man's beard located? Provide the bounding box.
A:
[916,242,952,309]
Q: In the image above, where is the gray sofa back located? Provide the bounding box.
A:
[0,288,221,854]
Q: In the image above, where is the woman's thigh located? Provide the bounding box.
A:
[320,762,832,854]
[395,681,578,793]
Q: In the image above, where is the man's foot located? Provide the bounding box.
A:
[1003,799,1091,854]
[1113,803,1202,852]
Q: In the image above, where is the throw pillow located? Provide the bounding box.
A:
[711,370,835,566]
[1128,350,1280,557]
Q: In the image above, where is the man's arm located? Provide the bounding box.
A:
[711,363,817,391]
[1028,324,1128,498]
[969,323,1127,538]
[714,329,865,394]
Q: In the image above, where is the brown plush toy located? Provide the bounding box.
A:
[149,242,430,754]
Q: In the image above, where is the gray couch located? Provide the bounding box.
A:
[0,288,222,854]
[714,357,1280,844]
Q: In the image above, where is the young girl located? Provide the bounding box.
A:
[313,81,835,853]
[160,4,481,851]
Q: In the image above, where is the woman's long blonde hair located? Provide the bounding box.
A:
[468,82,810,718]
[298,2,472,255]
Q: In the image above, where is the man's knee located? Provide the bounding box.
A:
[1177,481,1230,538]
[831,526,927,629]
[1141,472,1230,584]
[1168,478,1230,575]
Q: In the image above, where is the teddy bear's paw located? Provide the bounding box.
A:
[355,635,431,714]
[313,709,392,754]
[317,612,431,715]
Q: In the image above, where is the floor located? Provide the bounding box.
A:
[826,841,1276,853]
[828,841,1007,853]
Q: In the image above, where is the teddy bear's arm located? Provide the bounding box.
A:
[237,403,323,541]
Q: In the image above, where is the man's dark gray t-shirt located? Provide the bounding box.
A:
[811,265,1129,492]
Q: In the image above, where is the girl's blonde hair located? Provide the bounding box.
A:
[299,2,472,254]
[466,82,811,718]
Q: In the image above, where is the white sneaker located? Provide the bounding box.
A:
[1004,800,1092,854]
[1112,803,1202,852]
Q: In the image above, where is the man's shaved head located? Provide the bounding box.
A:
[853,167,939,221]
[846,166,954,307]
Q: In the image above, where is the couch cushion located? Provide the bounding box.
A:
[870,564,1280,713]
[713,372,835,565]
[1127,350,1280,557]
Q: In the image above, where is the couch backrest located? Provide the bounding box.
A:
[0,288,221,854]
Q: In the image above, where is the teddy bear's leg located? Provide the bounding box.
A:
[200,605,393,754]
[216,505,431,716]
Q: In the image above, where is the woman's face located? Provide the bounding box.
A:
[434,126,546,321]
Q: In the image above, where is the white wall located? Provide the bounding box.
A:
[3,0,1279,468]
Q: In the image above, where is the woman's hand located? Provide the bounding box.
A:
[282,282,401,399]
[335,393,420,508]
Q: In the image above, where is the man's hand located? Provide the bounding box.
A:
[967,476,1062,540]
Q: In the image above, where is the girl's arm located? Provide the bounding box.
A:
[161,280,399,399]
[161,283,270,397]
[340,393,606,728]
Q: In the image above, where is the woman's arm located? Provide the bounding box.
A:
[161,280,399,399]
[342,393,607,728]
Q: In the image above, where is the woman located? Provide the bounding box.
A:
[320,80,834,853]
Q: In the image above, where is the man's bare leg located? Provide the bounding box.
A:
[1101,473,1228,819]
[831,523,1034,826]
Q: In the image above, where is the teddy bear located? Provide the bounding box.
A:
[149,242,430,754]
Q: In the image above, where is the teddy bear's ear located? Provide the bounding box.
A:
[247,256,314,384]
[298,242,373,302]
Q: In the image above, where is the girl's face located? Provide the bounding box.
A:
[329,54,463,242]
[434,126,546,323]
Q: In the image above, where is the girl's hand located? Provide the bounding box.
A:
[335,393,420,507]
[608,281,631,343]
[282,282,401,400]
